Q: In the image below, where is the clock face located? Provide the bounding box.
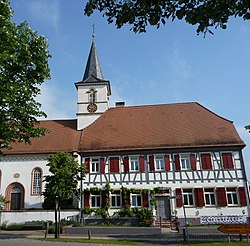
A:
[87,103,97,113]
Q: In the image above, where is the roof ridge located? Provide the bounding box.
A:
[110,102,198,110]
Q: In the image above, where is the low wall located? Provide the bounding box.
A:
[83,217,140,226]
[65,226,161,235]
[0,210,80,225]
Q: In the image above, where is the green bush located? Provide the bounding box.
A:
[48,224,63,234]
[114,206,153,226]
[5,223,24,230]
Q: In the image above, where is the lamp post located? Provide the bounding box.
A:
[80,156,84,225]
[169,195,189,243]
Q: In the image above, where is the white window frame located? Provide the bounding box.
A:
[91,158,100,173]
[89,89,96,103]
[131,193,142,207]
[129,156,139,172]
[180,154,191,170]
[110,192,121,208]
[183,189,194,206]
[32,168,42,195]
[226,188,239,205]
[204,188,216,206]
[90,194,101,208]
[155,155,165,171]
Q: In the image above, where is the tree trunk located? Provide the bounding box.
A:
[54,197,59,238]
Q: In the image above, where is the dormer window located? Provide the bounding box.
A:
[89,89,96,103]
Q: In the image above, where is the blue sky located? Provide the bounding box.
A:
[10,0,250,178]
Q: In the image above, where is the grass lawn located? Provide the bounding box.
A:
[39,238,250,246]
[180,242,250,246]
[39,238,143,245]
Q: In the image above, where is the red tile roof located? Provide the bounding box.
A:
[3,103,244,155]
[78,102,244,153]
[3,120,81,155]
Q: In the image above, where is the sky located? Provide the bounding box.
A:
[10,0,250,178]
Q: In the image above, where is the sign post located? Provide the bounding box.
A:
[218,224,250,234]
[218,224,250,243]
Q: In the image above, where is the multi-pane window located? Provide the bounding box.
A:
[180,154,191,170]
[131,193,142,207]
[204,188,216,206]
[91,158,100,173]
[130,156,139,171]
[32,168,42,195]
[91,193,101,208]
[89,89,96,103]
[227,188,238,205]
[155,155,165,171]
[111,191,121,208]
[183,189,194,206]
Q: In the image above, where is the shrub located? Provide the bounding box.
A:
[48,224,63,234]
[5,223,24,230]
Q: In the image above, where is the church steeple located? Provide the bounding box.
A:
[82,39,104,82]
[75,33,111,130]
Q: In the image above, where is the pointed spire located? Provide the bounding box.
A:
[82,27,104,82]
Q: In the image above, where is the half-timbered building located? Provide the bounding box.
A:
[0,37,249,225]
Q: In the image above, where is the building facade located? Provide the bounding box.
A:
[0,38,249,225]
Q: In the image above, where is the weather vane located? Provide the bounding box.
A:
[92,24,95,41]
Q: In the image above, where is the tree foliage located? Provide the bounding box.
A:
[0,0,50,154]
[84,0,250,34]
[0,194,9,209]
[245,125,250,133]
[43,152,85,209]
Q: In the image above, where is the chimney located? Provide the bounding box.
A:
[115,102,125,107]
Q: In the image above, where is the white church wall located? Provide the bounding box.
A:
[0,154,50,208]
[0,210,80,225]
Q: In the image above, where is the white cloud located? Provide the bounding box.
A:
[170,49,191,80]
[37,82,75,120]
[25,0,60,30]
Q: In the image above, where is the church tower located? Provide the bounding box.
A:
[75,35,111,130]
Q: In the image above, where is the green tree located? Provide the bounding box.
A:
[43,152,85,238]
[0,0,50,154]
[245,125,250,133]
[84,0,250,34]
[0,194,8,209]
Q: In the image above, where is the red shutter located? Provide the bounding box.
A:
[164,154,171,171]
[216,187,227,207]
[149,155,155,171]
[100,158,105,173]
[84,191,90,207]
[110,157,120,173]
[190,154,197,171]
[194,188,205,207]
[85,158,90,173]
[174,154,180,171]
[139,156,145,172]
[239,187,247,206]
[222,153,234,169]
[176,188,183,207]
[123,156,129,173]
[142,191,149,207]
[201,153,212,170]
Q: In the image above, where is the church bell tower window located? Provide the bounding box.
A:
[89,89,96,103]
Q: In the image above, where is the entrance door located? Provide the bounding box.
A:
[156,196,170,219]
[5,182,24,211]
[10,187,21,210]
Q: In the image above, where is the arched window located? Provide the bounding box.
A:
[89,89,96,103]
[31,168,42,195]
